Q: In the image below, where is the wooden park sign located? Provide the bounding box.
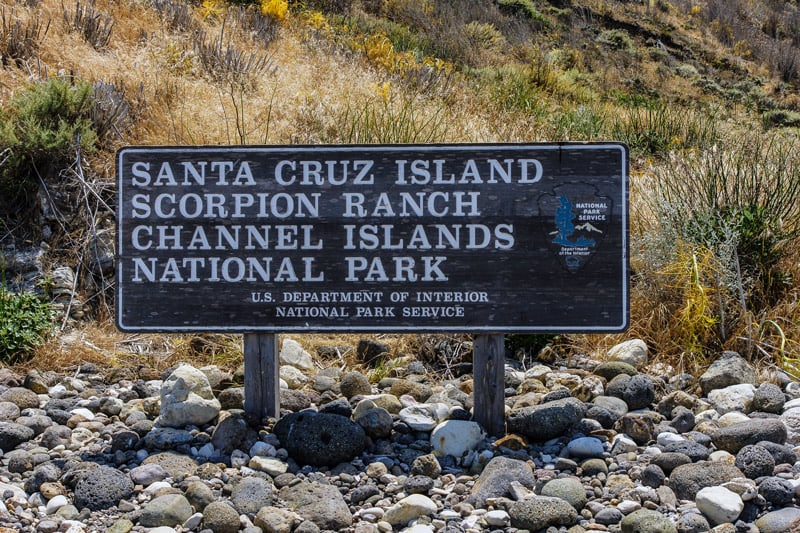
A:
[116,143,629,434]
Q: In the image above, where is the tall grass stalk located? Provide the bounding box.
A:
[636,131,800,361]
[611,102,719,157]
[335,92,449,144]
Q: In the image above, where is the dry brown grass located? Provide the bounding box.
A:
[3,0,800,376]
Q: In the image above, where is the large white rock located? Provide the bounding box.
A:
[279,365,308,389]
[399,405,438,431]
[157,364,221,428]
[708,384,756,414]
[781,406,800,444]
[696,486,743,525]
[279,338,314,370]
[430,420,485,458]
[45,494,69,515]
[607,339,649,369]
[717,411,751,427]
[484,509,510,527]
[384,494,438,526]
[0,482,26,501]
[249,456,288,476]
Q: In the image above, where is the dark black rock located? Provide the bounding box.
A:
[713,418,788,454]
[651,452,693,474]
[669,461,744,500]
[662,440,710,462]
[356,339,389,365]
[73,465,135,511]
[319,398,352,418]
[641,464,666,488]
[605,374,655,410]
[585,405,616,429]
[24,462,61,493]
[735,444,776,479]
[757,441,799,466]
[404,475,434,494]
[738,501,760,523]
[274,411,366,467]
[110,430,140,452]
[355,407,393,440]
[211,412,248,455]
[132,380,158,399]
[758,476,795,506]
[593,361,638,381]
[0,422,35,452]
[752,383,785,414]
[685,431,713,447]
[542,388,572,403]
[506,397,586,442]
[349,483,381,505]
[595,507,624,525]
[670,405,696,434]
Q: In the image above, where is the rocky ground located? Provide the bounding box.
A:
[1,337,800,533]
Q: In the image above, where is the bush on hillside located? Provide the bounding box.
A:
[497,0,550,27]
[639,132,800,357]
[0,283,54,365]
[762,109,800,129]
[0,77,97,209]
[597,29,636,52]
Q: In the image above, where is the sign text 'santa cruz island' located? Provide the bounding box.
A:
[116,143,629,332]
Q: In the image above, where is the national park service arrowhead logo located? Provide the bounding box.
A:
[539,185,612,272]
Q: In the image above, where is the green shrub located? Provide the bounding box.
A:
[478,65,542,113]
[335,92,449,144]
[649,132,800,317]
[597,29,636,52]
[611,101,719,157]
[550,104,606,140]
[464,21,506,54]
[0,284,54,364]
[0,77,97,206]
[496,0,550,27]
[762,109,800,129]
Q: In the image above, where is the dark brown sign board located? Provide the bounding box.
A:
[116,143,628,333]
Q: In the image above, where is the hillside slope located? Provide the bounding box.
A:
[1,0,799,372]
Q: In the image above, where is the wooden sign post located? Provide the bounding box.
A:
[116,143,629,433]
[243,333,279,421]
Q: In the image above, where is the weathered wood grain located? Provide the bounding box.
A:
[473,334,506,437]
[243,333,279,421]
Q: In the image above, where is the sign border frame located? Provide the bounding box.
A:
[116,142,629,334]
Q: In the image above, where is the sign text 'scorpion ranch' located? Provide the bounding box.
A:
[116,143,629,332]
